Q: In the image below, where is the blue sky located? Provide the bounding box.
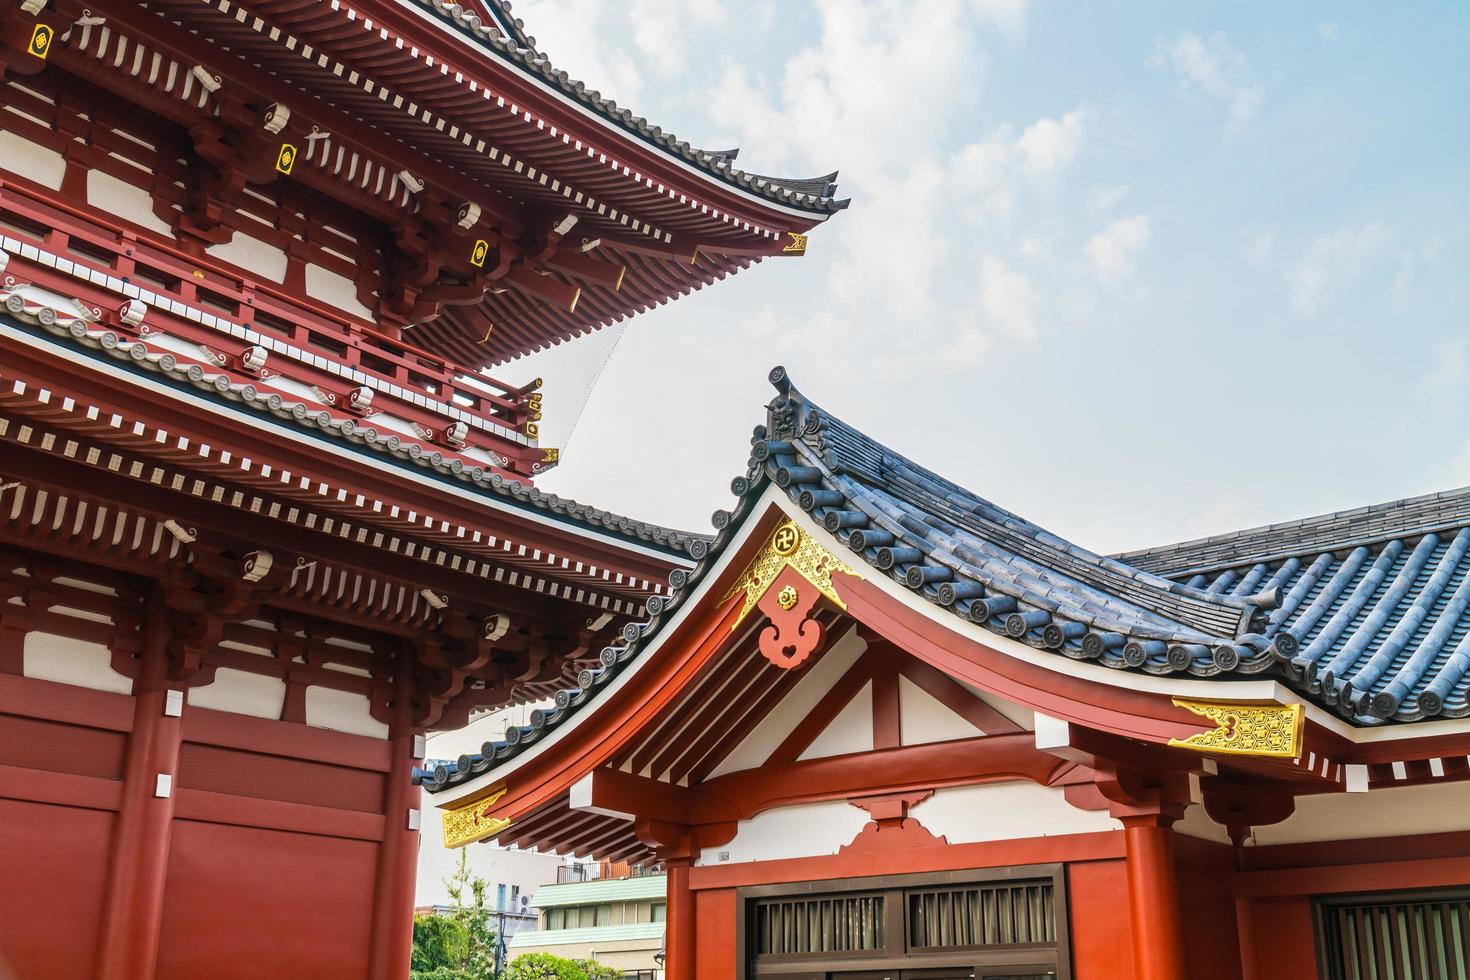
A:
[505,0,1470,553]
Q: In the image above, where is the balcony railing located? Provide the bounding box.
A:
[0,177,548,474]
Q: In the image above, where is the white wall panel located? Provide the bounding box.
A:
[909,782,1120,844]
[305,685,389,739]
[697,801,872,866]
[899,675,985,745]
[22,631,132,695]
[0,131,65,190]
[187,667,286,720]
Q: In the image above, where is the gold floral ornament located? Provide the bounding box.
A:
[726,521,854,630]
[1167,700,1305,759]
[442,784,512,848]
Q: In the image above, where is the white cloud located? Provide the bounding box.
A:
[514,0,646,103]
[1242,225,1277,265]
[628,0,727,76]
[1152,31,1263,133]
[1287,223,1388,316]
[1418,338,1470,409]
[1447,439,1470,489]
[979,256,1039,341]
[1089,184,1130,211]
[1085,215,1152,283]
[969,0,1029,37]
[1016,111,1084,174]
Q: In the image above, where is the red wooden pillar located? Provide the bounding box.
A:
[664,855,695,980]
[1122,816,1187,980]
[94,590,184,980]
[367,651,423,980]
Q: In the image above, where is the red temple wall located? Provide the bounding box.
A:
[1175,842,1242,980]
[156,821,377,980]
[1067,860,1135,980]
[0,670,397,980]
[0,798,114,980]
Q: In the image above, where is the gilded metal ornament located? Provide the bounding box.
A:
[726,520,853,629]
[777,584,799,610]
[442,785,512,848]
[782,231,809,255]
[1167,699,1305,759]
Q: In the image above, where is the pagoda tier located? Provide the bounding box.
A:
[0,0,843,367]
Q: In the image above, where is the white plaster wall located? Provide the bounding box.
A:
[305,263,375,322]
[207,234,289,284]
[1175,803,1231,845]
[798,681,872,761]
[0,131,65,190]
[1249,781,1470,846]
[22,631,132,695]
[697,800,872,866]
[899,674,985,745]
[953,676,1037,731]
[708,628,866,778]
[908,783,1121,845]
[87,170,174,236]
[304,685,389,739]
[187,667,286,720]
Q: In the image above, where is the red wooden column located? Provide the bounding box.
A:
[94,589,185,980]
[367,651,423,980]
[664,855,696,980]
[1122,815,1187,980]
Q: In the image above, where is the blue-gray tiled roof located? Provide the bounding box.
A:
[416,368,1470,793]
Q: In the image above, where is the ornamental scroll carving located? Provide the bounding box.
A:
[442,785,511,849]
[725,521,853,669]
[1167,699,1305,759]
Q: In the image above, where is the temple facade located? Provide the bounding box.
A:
[423,370,1470,980]
[0,1,841,978]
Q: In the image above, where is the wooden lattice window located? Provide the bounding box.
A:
[1317,890,1470,980]
[909,881,1056,950]
[751,892,887,956]
[739,866,1070,978]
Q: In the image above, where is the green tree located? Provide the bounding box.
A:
[411,850,499,980]
[501,952,621,980]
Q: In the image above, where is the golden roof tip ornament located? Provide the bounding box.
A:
[1167,699,1305,759]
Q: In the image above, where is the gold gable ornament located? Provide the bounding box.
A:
[442,785,512,848]
[1167,699,1305,759]
[725,520,853,630]
[781,231,808,255]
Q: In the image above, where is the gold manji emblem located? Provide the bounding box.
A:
[772,524,801,556]
[470,239,489,268]
[726,520,854,629]
[782,231,808,255]
[1168,699,1305,759]
[442,785,512,848]
[275,143,297,175]
[28,24,53,59]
